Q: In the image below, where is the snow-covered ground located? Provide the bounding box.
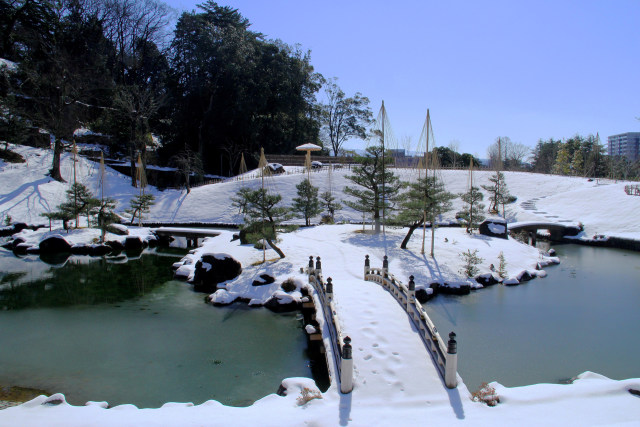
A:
[1,145,639,426]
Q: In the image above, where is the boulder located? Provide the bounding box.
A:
[264,295,300,313]
[415,288,434,303]
[475,273,500,286]
[8,237,26,250]
[13,243,30,254]
[479,218,508,239]
[39,235,72,253]
[252,274,275,286]
[105,240,125,252]
[89,244,112,256]
[192,253,242,293]
[124,236,144,251]
[70,244,91,255]
[430,282,471,295]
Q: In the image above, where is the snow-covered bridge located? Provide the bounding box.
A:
[306,253,461,410]
[508,221,582,242]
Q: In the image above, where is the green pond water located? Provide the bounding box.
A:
[0,249,319,408]
[424,243,640,391]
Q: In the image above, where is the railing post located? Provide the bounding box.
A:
[445,332,458,388]
[315,256,322,274]
[364,254,370,279]
[407,275,415,311]
[340,336,353,393]
[326,277,333,301]
[308,255,314,274]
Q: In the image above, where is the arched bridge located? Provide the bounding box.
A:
[509,221,582,243]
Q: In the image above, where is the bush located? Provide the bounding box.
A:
[297,387,322,406]
[0,148,25,163]
[459,249,483,278]
[471,382,499,406]
[281,278,297,292]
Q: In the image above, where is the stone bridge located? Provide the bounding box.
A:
[509,221,582,244]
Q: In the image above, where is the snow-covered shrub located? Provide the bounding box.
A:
[297,387,322,406]
[471,382,500,406]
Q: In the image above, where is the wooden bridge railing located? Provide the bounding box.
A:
[306,256,353,394]
[364,255,458,389]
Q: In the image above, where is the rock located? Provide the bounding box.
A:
[13,243,30,254]
[106,224,129,235]
[430,282,471,295]
[479,218,508,239]
[9,237,26,250]
[516,270,534,282]
[39,235,72,253]
[192,253,242,293]
[475,273,500,286]
[264,295,300,313]
[70,244,91,255]
[105,240,125,252]
[26,246,40,254]
[89,244,112,256]
[124,236,144,251]
[503,278,520,286]
[415,288,434,303]
[548,248,556,256]
[252,274,275,286]
[231,233,240,241]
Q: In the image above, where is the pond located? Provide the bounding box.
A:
[0,249,322,408]
[424,244,640,392]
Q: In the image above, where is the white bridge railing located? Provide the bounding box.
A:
[306,256,353,394]
[364,254,458,389]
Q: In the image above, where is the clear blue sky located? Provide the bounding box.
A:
[165,0,640,158]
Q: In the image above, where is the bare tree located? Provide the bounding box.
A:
[320,77,373,156]
[448,140,460,168]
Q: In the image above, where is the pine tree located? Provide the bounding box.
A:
[232,188,290,258]
[457,186,485,233]
[396,175,455,250]
[497,251,507,279]
[125,194,156,225]
[65,183,99,228]
[93,198,119,243]
[292,179,322,226]
[553,145,571,175]
[343,143,401,233]
[482,172,504,214]
[320,191,342,223]
[459,249,483,278]
[571,150,584,176]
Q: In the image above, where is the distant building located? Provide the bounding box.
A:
[608,132,640,161]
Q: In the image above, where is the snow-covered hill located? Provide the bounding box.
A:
[1,144,637,240]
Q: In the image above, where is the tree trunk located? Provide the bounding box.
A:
[266,238,285,259]
[401,222,422,249]
[49,138,66,182]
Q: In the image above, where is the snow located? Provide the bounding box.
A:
[0,144,639,425]
[488,223,506,234]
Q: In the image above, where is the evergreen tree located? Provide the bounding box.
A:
[93,198,119,243]
[553,145,572,175]
[459,249,483,278]
[457,186,485,233]
[343,143,401,233]
[481,171,513,216]
[571,149,584,176]
[320,191,341,222]
[497,251,507,279]
[396,175,454,251]
[292,179,321,226]
[42,183,97,229]
[125,193,155,225]
[232,188,290,258]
